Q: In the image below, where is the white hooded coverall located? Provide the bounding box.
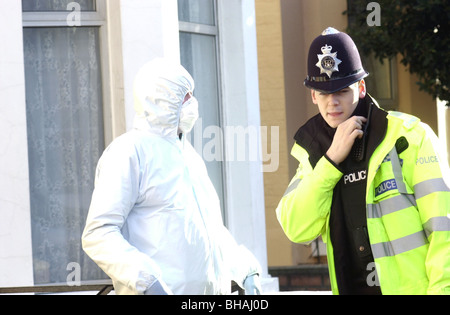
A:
[82,59,261,295]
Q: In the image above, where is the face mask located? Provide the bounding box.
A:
[179,96,199,134]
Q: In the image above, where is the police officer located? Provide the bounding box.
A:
[277,27,450,295]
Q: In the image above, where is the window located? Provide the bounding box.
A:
[22,0,95,11]
[178,0,226,218]
[178,0,215,25]
[361,54,398,111]
[22,0,108,284]
[346,0,398,110]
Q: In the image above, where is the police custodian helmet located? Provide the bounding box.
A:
[304,27,369,94]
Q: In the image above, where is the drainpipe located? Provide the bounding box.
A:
[437,98,450,165]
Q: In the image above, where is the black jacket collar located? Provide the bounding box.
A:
[294,95,388,168]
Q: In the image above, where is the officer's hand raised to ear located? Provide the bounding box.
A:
[326,116,367,165]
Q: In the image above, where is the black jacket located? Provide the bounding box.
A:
[294,95,388,294]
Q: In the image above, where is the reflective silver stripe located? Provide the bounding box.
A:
[389,147,408,194]
[414,178,450,199]
[367,194,417,219]
[372,231,428,259]
[283,179,301,197]
[423,216,450,238]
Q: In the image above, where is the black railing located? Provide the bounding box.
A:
[0,280,114,295]
[0,280,245,295]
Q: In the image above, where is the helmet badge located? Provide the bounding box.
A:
[316,45,342,79]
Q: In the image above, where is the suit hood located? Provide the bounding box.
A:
[133,59,195,138]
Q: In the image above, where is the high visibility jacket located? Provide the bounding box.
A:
[277,110,450,295]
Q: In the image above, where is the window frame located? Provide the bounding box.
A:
[22,0,106,27]
[178,0,229,224]
[22,0,114,144]
[21,0,112,284]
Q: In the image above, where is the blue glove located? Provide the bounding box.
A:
[144,279,173,295]
[244,274,262,295]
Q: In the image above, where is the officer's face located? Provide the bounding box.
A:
[311,80,366,128]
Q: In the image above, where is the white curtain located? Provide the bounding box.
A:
[23,27,107,284]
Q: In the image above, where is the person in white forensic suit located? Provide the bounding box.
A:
[82,59,262,295]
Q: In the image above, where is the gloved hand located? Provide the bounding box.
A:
[243,273,262,295]
[144,279,173,295]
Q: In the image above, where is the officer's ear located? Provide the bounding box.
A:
[359,79,367,99]
[311,89,319,105]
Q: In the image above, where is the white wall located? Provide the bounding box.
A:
[0,0,34,287]
[218,0,269,277]
[119,0,180,130]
